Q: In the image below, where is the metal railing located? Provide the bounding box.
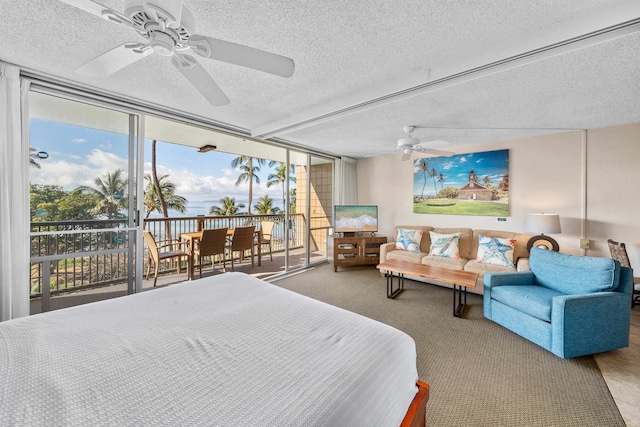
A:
[29,214,308,297]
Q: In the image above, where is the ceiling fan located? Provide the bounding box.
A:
[396,125,455,161]
[60,0,295,106]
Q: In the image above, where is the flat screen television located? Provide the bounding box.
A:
[334,205,378,236]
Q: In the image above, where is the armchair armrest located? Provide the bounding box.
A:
[156,239,187,251]
[484,271,535,289]
[551,291,631,358]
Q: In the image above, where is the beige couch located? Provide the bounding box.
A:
[379,226,532,294]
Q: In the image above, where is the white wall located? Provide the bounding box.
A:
[357,123,640,266]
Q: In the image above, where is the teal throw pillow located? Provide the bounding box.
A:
[428,231,461,259]
[395,228,424,253]
[475,235,516,268]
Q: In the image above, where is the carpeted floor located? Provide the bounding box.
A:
[272,264,625,427]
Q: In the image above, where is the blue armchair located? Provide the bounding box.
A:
[484,247,632,359]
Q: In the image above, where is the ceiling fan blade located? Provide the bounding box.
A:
[172,54,230,106]
[76,43,152,77]
[59,0,134,26]
[188,35,295,78]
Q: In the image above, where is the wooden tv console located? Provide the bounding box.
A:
[329,235,387,272]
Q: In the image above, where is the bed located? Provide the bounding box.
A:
[0,272,428,426]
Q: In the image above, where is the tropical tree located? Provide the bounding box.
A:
[289,187,297,213]
[483,175,491,187]
[149,139,173,241]
[77,169,127,219]
[267,163,296,212]
[30,147,42,169]
[232,155,265,215]
[209,196,245,216]
[499,173,509,192]
[253,195,281,215]
[143,173,187,218]
[30,184,98,221]
[415,159,428,199]
[428,167,438,195]
[437,172,446,190]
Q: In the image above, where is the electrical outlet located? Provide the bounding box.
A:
[580,239,590,250]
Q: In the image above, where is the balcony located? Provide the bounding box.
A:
[30,214,329,314]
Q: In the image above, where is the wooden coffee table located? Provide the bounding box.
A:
[377,259,479,318]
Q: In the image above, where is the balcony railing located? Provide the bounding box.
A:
[29,214,307,297]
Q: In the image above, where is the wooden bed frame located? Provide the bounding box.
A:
[400,380,430,427]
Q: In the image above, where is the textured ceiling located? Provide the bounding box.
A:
[1,0,639,158]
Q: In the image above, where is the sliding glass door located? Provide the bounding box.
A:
[28,91,141,313]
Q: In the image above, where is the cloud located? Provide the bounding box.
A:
[31,149,129,189]
[476,158,484,163]
[72,138,87,143]
[441,161,455,170]
[459,157,467,163]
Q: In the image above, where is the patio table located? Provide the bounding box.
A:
[180,229,262,280]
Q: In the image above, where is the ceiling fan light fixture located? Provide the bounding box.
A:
[397,137,420,147]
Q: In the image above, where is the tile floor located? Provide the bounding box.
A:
[595,305,640,427]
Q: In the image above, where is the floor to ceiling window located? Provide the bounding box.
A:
[27,85,335,313]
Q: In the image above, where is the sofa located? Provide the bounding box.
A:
[379,225,532,294]
[484,247,633,359]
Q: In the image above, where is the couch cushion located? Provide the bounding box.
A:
[427,231,461,259]
[529,247,620,294]
[475,235,516,268]
[433,228,473,259]
[491,285,564,322]
[421,255,467,270]
[395,228,424,253]
[387,250,426,263]
[464,260,515,277]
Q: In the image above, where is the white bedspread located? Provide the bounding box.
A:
[0,272,418,426]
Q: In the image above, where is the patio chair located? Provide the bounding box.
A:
[608,239,640,307]
[194,227,228,277]
[257,221,275,262]
[227,225,256,271]
[143,230,188,287]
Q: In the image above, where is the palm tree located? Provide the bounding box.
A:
[30,147,42,169]
[483,175,491,187]
[143,174,187,218]
[267,163,296,212]
[209,196,245,216]
[253,195,281,215]
[428,168,438,195]
[289,187,297,213]
[415,159,428,199]
[437,172,446,190]
[232,156,265,215]
[77,169,127,219]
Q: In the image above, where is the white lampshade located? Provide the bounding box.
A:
[525,213,561,234]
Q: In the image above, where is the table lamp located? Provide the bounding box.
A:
[525,213,561,251]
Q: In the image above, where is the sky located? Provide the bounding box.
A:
[412,149,509,197]
[29,119,291,217]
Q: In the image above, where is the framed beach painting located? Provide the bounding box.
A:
[413,149,509,216]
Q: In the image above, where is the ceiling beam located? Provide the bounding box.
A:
[251,4,640,139]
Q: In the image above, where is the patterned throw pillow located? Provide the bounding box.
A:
[395,228,424,253]
[476,235,516,268]
[428,231,461,259]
